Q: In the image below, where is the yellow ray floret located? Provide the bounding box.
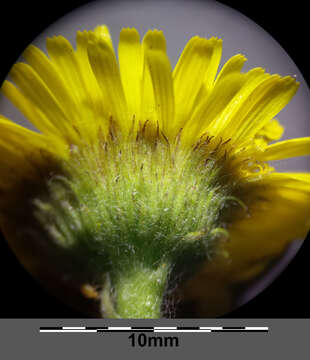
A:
[260,137,310,160]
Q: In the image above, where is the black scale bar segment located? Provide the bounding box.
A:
[40,327,63,330]
[131,327,154,330]
[222,327,246,330]
[85,327,108,330]
[177,327,200,330]
[97,329,153,333]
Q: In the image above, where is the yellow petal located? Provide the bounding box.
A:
[173,36,222,132]
[254,118,284,146]
[46,36,86,105]
[7,62,79,142]
[46,35,105,141]
[0,115,67,189]
[94,25,113,49]
[182,55,247,145]
[207,68,269,137]
[214,54,247,85]
[87,35,129,134]
[143,30,174,136]
[0,115,48,146]
[22,44,79,122]
[203,37,223,92]
[182,69,255,145]
[255,173,310,199]
[259,137,310,160]
[140,48,156,136]
[1,80,58,137]
[233,76,299,144]
[118,28,142,129]
[77,25,113,125]
[76,30,107,129]
[0,115,67,158]
[205,174,310,285]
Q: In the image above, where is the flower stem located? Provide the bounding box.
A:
[109,262,170,318]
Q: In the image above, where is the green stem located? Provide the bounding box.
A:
[109,262,170,318]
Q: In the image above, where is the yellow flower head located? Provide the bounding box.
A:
[0,25,309,318]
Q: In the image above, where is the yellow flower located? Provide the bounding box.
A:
[0,25,309,318]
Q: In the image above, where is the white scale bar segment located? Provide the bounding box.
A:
[108,327,132,330]
[40,330,97,333]
[63,327,86,330]
[154,327,177,330]
[155,329,211,333]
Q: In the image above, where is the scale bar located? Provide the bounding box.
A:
[40,326,269,333]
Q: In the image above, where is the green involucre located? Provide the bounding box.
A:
[34,139,238,317]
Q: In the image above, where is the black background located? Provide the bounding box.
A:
[0,0,309,318]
